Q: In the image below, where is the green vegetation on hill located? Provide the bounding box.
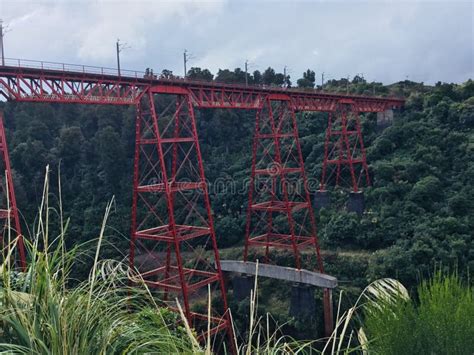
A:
[0,70,472,338]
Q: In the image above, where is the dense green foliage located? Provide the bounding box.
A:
[0,70,472,339]
[362,272,474,354]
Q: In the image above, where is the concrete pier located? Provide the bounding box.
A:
[232,274,254,301]
[314,190,331,210]
[289,283,316,318]
[347,190,365,215]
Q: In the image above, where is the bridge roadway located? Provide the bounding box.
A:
[0,58,404,111]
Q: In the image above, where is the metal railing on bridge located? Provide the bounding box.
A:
[0,57,404,105]
[1,57,145,79]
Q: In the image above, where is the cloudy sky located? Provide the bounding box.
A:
[1,0,472,84]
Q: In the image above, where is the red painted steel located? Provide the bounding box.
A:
[129,87,234,347]
[0,112,26,270]
[0,59,405,110]
[242,96,333,334]
[0,66,146,105]
[0,58,405,348]
[320,102,371,192]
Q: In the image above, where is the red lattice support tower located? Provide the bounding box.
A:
[128,86,234,348]
[243,95,333,335]
[320,101,371,192]
[0,112,26,270]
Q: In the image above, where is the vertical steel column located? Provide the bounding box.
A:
[354,104,371,187]
[243,107,260,263]
[129,88,234,350]
[320,112,332,191]
[320,102,371,192]
[245,97,324,266]
[244,97,332,334]
[0,112,26,270]
[129,103,142,274]
[184,95,236,352]
[341,107,358,192]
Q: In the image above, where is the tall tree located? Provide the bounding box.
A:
[253,70,262,84]
[187,67,214,81]
[262,67,276,85]
[297,69,316,88]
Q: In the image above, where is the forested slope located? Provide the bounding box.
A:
[0,72,472,292]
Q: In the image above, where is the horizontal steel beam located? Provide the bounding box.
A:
[0,64,405,111]
[220,260,337,289]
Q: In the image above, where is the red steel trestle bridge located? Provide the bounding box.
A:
[0,58,404,349]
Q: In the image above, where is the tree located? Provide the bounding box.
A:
[215,69,236,83]
[409,175,443,209]
[159,69,175,79]
[352,74,366,84]
[186,67,213,81]
[252,70,262,84]
[94,126,124,189]
[297,69,315,88]
[58,126,84,166]
[233,68,247,83]
[273,73,285,86]
[262,67,276,85]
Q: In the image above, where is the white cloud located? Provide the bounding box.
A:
[0,0,471,83]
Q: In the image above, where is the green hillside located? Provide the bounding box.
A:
[1,73,472,337]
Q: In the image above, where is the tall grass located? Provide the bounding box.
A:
[2,166,471,354]
[362,271,474,354]
[235,263,316,354]
[0,166,197,354]
[0,165,320,354]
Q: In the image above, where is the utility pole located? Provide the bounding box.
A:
[283,66,291,88]
[116,39,121,76]
[1,20,6,66]
[184,49,188,77]
[116,39,129,76]
[183,49,195,78]
[245,59,249,86]
[321,72,325,90]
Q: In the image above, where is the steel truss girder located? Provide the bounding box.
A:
[128,88,234,347]
[0,66,404,111]
[0,112,26,270]
[0,68,146,105]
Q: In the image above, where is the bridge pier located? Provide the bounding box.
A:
[232,274,255,301]
[314,190,331,210]
[220,261,337,337]
[347,190,365,215]
[289,283,315,318]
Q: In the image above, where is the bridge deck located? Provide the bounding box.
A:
[0,58,404,110]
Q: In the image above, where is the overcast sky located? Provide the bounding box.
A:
[1,0,472,84]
